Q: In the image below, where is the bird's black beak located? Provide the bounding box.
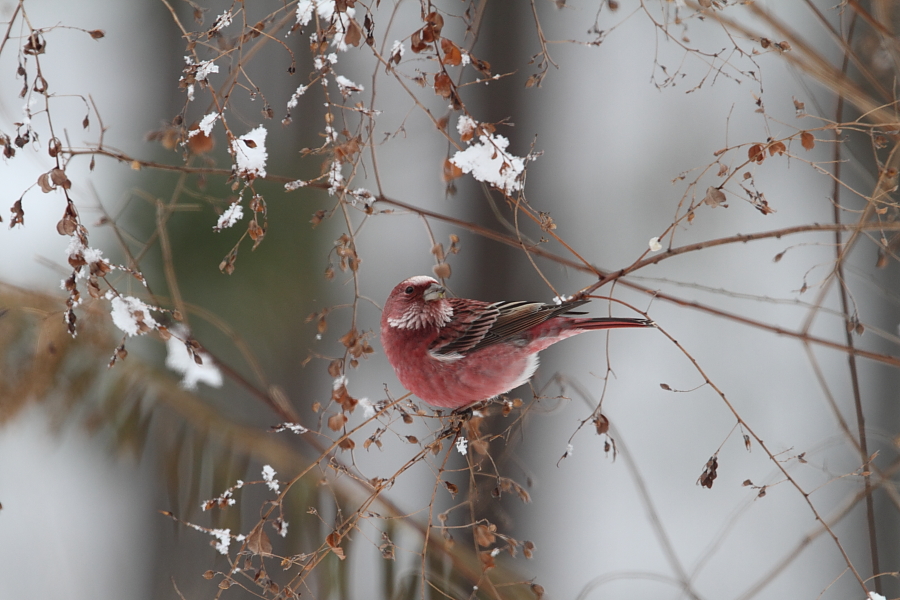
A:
[423,282,446,302]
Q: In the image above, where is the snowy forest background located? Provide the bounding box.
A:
[1,1,899,600]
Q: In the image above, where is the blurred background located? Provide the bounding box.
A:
[1,1,898,599]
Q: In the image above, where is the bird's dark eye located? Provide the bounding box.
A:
[405,286,414,294]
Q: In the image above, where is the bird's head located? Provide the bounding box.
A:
[383,276,452,330]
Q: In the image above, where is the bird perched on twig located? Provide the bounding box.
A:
[380,276,654,409]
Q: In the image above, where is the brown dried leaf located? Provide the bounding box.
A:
[594,414,609,435]
[442,157,463,182]
[443,480,458,498]
[768,141,786,156]
[247,527,273,555]
[327,359,343,377]
[699,456,719,489]
[48,137,62,158]
[248,219,265,242]
[425,11,444,35]
[338,328,358,348]
[57,215,76,236]
[327,413,348,431]
[433,72,452,99]
[187,130,214,155]
[473,523,496,547]
[332,381,358,411]
[800,131,815,150]
[38,172,54,193]
[10,200,24,227]
[433,262,451,279]
[410,30,428,53]
[470,56,491,76]
[703,186,726,208]
[344,18,362,48]
[87,277,102,299]
[748,144,765,164]
[326,532,346,560]
[50,168,71,189]
[23,33,46,55]
[440,38,461,66]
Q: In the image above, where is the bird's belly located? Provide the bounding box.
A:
[399,346,539,409]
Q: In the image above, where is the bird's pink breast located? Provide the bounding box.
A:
[381,325,538,408]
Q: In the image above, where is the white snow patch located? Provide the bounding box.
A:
[358,397,376,419]
[335,75,363,96]
[192,112,220,137]
[262,465,280,493]
[287,84,308,109]
[107,294,158,337]
[210,528,232,555]
[211,10,233,32]
[165,333,223,390]
[231,126,268,179]
[295,1,357,51]
[214,202,244,231]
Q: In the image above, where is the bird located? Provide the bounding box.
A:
[380,275,654,409]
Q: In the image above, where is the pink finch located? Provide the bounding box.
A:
[380,276,654,409]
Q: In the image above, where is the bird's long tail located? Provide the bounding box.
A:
[574,317,656,330]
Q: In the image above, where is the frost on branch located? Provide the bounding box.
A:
[214,202,243,231]
[181,57,219,102]
[334,75,364,98]
[295,1,361,52]
[211,10,233,33]
[287,84,308,110]
[64,237,111,283]
[449,116,530,194]
[210,528,233,555]
[191,111,220,138]
[389,40,405,64]
[107,293,159,337]
[230,126,268,180]
[262,465,280,493]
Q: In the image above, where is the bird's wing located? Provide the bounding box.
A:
[429,298,501,356]
[430,298,589,356]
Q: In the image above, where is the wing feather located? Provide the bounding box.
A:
[429,299,501,355]
[429,297,590,356]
